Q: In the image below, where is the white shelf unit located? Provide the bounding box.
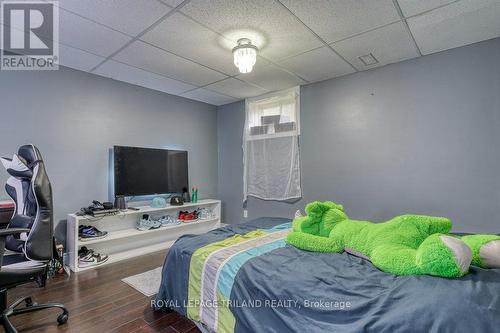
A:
[66,199,221,272]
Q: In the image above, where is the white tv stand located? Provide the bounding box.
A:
[66,199,221,272]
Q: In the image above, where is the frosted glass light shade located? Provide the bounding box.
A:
[232,38,258,74]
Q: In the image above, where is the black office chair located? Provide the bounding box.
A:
[0,145,68,333]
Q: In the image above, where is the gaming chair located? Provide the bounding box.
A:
[0,144,68,333]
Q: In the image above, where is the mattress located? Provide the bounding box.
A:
[155,217,500,333]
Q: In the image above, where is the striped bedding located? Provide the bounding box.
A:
[187,223,291,332]
[155,217,500,333]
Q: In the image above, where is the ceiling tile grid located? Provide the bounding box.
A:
[54,0,173,36]
[398,0,458,18]
[332,21,420,71]
[140,12,240,76]
[58,9,132,57]
[112,40,228,86]
[57,44,106,72]
[9,0,498,105]
[236,59,306,92]
[181,88,239,105]
[94,60,197,95]
[279,0,401,44]
[180,0,323,61]
[204,78,268,99]
[407,0,500,55]
[159,0,186,7]
[279,46,356,82]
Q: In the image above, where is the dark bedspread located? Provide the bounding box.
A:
[156,217,500,333]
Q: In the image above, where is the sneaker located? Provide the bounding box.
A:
[159,215,181,227]
[198,208,214,220]
[78,246,109,268]
[178,211,187,220]
[79,225,108,241]
[137,214,161,231]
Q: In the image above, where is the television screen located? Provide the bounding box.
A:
[113,146,188,196]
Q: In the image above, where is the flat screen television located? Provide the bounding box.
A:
[113,146,188,196]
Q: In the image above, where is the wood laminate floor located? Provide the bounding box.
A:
[3,251,202,333]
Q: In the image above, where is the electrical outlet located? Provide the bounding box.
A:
[243,209,248,218]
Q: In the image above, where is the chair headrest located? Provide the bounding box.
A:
[18,144,41,165]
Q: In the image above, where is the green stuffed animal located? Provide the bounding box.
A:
[287,201,500,278]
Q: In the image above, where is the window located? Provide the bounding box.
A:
[245,87,300,139]
[243,87,301,203]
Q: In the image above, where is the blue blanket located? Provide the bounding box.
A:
[155,217,500,333]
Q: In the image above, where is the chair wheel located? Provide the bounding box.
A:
[25,297,33,307]
[57,313,68,325]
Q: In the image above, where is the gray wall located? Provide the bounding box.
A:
[217,37,500,233]
[0,67,218,242]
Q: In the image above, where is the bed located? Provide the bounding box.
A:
[155,217,500,333]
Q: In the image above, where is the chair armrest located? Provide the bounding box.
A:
[0,228,30,237]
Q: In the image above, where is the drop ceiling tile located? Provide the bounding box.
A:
[332,22,419,71]
[58,44,105,71]
[237,60,306,91]
[113,40,227,86]
[279,46,355,82]
[94,60,196,95]
[58,9,131,57]
[407,0,500,55]
[181,0,322,61]
[181,88,238,106]
[159,0,184,7]
[55,0,171,36]
[141,13,239,75]
[205,78,267,99]
[398,0,457,18]
[280,0,399,43]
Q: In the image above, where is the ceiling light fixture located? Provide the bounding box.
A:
[232,38,258,74]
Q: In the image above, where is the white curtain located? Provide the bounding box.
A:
[243,87,301,203]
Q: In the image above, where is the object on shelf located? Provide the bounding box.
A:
[159,215,182,227]
[182,187,191,203]
[191,187,198,203]
[114,195,127,209]
[102,202,113,210]
[78,246,109,268]
[78,225,108,241]
[151,197,167,208]
[198,207,215,220]
[178,210,199,222]
[77,200,119,216]
[137,214,162,231]
[170,195,184,206]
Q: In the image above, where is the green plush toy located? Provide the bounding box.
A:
[287,201,500,278]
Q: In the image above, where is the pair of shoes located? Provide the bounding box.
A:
[198,208,215,220]
[159,215,181,226]
[79,225,108,241]
[78,246,109,268]
[137,214,162,231]
[178,210,199,221]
